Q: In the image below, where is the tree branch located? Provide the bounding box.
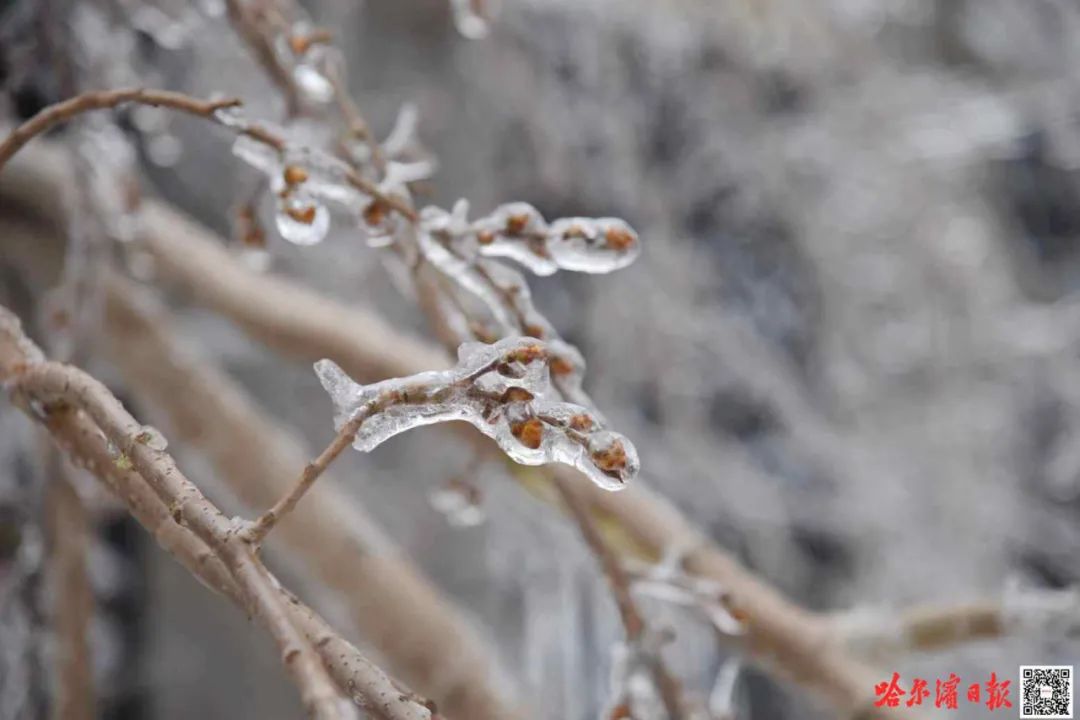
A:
[35,393,432,720]
[0,89,241,171]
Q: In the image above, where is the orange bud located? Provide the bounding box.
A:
[476,229,496,245]
[505,213,529,234]
[288,35,311,55]
[569,414,594,432]
[510,418,544,449]
[501,387,535,403]
[507,344,546,364]
[591,439,628,473]
[549,356,575,375]
[363,200,387,227]
[283,165,309,185]
[604,226,636,251]
[285,204,317,225]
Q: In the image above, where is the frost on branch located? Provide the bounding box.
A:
[314,337,639,491]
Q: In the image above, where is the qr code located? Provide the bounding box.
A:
[1021,666,1074,718]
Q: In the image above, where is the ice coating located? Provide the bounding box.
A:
[313,337,639,491]
[419,201,642,277]
[449,0,490,39]
[544,217,641,274]
[275,193,330,246]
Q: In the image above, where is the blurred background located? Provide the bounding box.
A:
[1,0,1080,718]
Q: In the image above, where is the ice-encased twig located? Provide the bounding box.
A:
[314,336,639,491]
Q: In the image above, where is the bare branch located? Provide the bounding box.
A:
[37,392,431,720]
[242,413,366,546]
[0,316,356,719]
[0,88,241,171]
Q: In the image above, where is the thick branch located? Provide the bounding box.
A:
[0,321,353,720]
[38,398,430,720]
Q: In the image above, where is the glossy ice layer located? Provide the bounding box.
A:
[314,337,639,491]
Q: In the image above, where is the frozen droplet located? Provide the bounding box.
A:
[584,430,639,489]
[546,217,641,273]
[214,104,248,130]
[133,425,168,451]
[450,0,490,39]
[275,195,329,246]
[147,133,182,167]
[294,64,334,104]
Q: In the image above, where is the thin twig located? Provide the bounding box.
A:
[243,411,368,545]
[223,0,301,115]
[0,88,241,171]
[553,473,684,719]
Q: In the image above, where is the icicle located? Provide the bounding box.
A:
[293,61,334,104]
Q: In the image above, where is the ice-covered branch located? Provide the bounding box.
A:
[313,336,639,492]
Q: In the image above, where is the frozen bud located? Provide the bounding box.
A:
[588,431,639,485]
[314,336,639,491]
[510,418,545,450]
[283,165,309,185]
[450,0,491,39]
[276,194,330,245]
